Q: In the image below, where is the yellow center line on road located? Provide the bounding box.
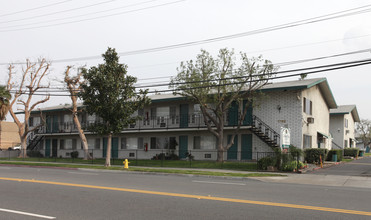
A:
[1,177,371,216]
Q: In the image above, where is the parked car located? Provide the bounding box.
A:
[8,145,21,151]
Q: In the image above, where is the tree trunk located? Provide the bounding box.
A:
[73,115,91,160]
[216,136,224,162]
[19,135,27,158]
[0,122,2,149]
[105,133,112,167]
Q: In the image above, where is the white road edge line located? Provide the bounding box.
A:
[192,180,246,186]
[68,172,99,175]
[0,208,56,219]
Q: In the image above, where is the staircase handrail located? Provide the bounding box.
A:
[252,115,280,145]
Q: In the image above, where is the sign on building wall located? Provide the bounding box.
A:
[280,127,290,149]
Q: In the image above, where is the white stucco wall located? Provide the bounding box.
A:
[330,114,345,148]
[301,85,331,149]
[344,113,356,148]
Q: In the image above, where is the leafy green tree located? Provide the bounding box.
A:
[0,86,11,121]
[170,48,276,162]
[80,48,149,167]
[0,86,11,150]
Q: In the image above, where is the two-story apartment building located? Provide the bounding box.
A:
[27,77,337,160]
[330,105,360,149]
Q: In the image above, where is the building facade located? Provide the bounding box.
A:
[27,78,338,160]
[330,105,360,149]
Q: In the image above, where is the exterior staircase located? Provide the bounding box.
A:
[27,135,44,150]
[251,115,280,148]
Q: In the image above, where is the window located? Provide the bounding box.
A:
[345,119,348,128]
[72,139,77,150]
[169,137,177,149]
[150,137,157,149]
[193,136,216,150]
[29,117,34,127]
[202,136,217,150]
[137,137,144,149]
[193,136,201,149]
[303,135,312,148]
[95,138,100,149]
[121,138,127,149]
[344,140,348,148]
[65,139,72,150]
[127,137,137,149]
[303,97,312,115]
[87,138,94,149]
[150,137,171,149]
[60,139,65,150]
[170,106,177,124]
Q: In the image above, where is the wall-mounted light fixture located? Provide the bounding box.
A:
[277,105,281,113]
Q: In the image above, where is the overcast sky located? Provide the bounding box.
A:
[1,0,371,121]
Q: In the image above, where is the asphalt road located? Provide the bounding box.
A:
[309,156,371,176]
[1,166,371,219]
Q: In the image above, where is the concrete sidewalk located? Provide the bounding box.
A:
[251,173,371,188]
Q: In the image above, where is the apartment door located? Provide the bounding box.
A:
[228,101,238,126]
[46,117,52,133]
[180,104,189,128]
[241,134,252,160]
[227,135,238,160]
[52,139,58,158]
[243,100,253,125]
[179,136,188,159]
[45,139,50,157]
[52,115,59,133]
[103,137,119,158]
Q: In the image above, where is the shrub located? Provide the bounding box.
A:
[70,151,79,158]
[282,160,305,171]
[327,149,343,162]
[257,156,276,170]
[304,148,328,163]
[151,153,180,160]
[289,145,303,158]
[344,148,359,157]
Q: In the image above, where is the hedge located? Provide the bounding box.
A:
[304,148,328,163]
[326,149,343,162]
[344,148,359,157]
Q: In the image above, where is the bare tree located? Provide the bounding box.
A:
[64,66,91,160]
[7,59,50,157]
[356,119,371,148]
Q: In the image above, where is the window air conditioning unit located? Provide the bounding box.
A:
[307,117,314,124]
[346,130,350,134]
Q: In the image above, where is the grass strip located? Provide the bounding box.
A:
[0,161,284,177]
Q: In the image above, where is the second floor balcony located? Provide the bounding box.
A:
[35,113,253,134]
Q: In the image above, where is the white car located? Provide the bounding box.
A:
[13,145,21,150]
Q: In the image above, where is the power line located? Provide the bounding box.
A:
[133,48,371,84]
[0,0,118,24]
[136,58,371,89]
[0,0,186,32]
[0,0,162,29]
[0,0,73,18]
[7,58,371,96]
[0,2,369,63]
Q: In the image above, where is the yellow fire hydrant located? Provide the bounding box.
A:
[123,159,130,169]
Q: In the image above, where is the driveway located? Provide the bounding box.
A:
[308,156,371,177]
